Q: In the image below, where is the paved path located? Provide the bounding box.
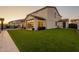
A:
[0,31,19,52]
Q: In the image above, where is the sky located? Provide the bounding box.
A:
[0,6,79,24]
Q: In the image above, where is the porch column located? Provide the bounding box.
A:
[34,18,38,30]
[66,22,69,28]
[25,20,27,29]
[77,24,79,30]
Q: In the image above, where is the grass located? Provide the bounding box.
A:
[8,28,79,52]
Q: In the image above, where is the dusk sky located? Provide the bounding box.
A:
[0,6,79,24]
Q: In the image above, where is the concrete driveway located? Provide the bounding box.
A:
[0,31,19,52]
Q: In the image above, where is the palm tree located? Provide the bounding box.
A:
[0,18,4,30]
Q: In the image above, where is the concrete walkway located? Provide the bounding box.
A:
[0,31,19,52]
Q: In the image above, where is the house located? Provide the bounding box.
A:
[25,6,62,30]
[69,19,79,29]
[8,19,25,29]
[70,19,79,24]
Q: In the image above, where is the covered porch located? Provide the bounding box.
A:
[26,15,46,30]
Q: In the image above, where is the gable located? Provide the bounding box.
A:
[25,6,61,20]
[28,6,61,16]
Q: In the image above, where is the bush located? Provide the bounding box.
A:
[32,28,34,30]
[32,27,46,30]
[38,27,46,30]
[6,25,10,28]
[14,26,18,28]
[69,23,77,29]
[23,27,26,29]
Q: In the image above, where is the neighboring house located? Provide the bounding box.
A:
[8,19,25,29]
[70,19,79,24]
[25,6,62,30]
[70,19,79,29]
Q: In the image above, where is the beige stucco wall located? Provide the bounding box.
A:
[26,16,34,21]
[57,22,63,28]
[46,8,61,29]
[31,8,48,19]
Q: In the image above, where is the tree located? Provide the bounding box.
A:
[0,18,4,30]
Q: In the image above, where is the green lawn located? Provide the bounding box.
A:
[8,28,79,52]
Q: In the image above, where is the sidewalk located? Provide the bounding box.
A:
[0,31,19,52]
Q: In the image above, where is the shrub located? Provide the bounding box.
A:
[69,23,77,29]
[38,27,46,30]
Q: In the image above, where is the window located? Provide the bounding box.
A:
[27,20,34,28]
[38,20,43,27]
